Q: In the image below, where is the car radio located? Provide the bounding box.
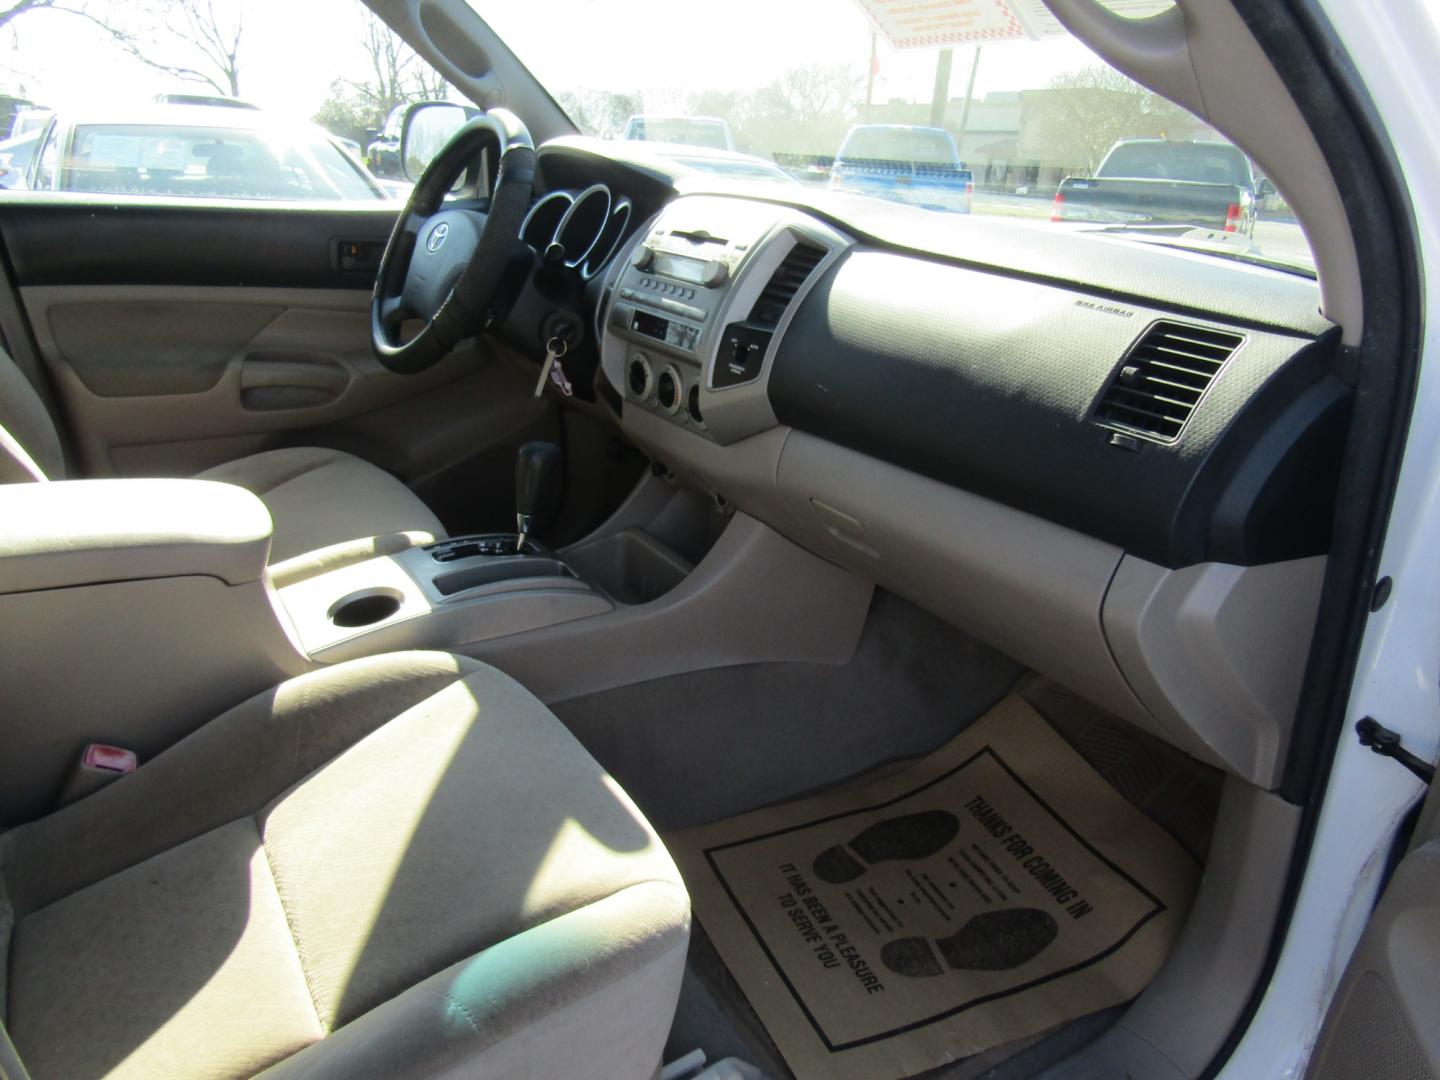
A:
[608,208,758,359]
[601,196,847,445]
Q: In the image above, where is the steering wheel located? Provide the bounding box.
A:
[370,109,535,374]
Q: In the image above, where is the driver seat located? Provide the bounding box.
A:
[0,346,446,565]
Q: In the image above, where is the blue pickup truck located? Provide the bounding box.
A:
[828,124,973,214]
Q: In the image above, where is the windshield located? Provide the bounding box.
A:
[467,0,1314,274]
[53,122,381,200]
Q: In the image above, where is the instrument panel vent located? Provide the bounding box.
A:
[1094,321,1244,442]
[750,240,827,328]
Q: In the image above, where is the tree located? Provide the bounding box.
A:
[313,12,449,142]
[312,79,371,146]
[556,89,641,140]
[3,0,244,96]
[0,0,70,33]
[137,0,242,97]
[739,64,863,158]
[751,64,862,129]
[1024,65,1192,173]
[687,89,745,121]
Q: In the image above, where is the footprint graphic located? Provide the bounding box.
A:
[881,908,1059,977]
[812,810,961,884]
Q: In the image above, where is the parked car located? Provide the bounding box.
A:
[365,104,407,178]
[332,134,363,159]
[26,104,387,201]
[151,93,261,111]
[1052,138,1271,234]
[622,114,736,151]
[0,129,40,189]
[7,106,52,140]
[829,123,974,213]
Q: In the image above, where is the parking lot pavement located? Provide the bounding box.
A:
[972,192,1052,219]
[1252,219,1312,265]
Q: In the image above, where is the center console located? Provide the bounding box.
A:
[1,452,874,824]
[0,478,306,824]
[0,198,878,825]
[276,534,612,664]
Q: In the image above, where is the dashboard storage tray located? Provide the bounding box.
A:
[563,527,693,605]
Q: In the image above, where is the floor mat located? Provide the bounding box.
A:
[666,694,1199,1080]
[1018,676,1224,864]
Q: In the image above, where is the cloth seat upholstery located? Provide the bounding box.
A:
[193,446,445,563]
[0,651,690,1079]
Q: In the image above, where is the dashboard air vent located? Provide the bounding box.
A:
[749,241,827,328]
[1095,321,1243,442]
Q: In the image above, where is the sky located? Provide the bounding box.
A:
[3,0,366,114]
[3,0,1113,123]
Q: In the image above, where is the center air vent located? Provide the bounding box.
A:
[1094,321,1244,442]
[749,240,827,328]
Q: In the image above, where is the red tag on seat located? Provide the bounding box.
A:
[82,743,137,774]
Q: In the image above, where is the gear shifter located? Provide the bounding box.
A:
[514,440,562,552]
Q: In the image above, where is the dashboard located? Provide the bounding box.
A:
[529,137,1346,790]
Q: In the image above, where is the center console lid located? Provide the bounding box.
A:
[0,478,272,593]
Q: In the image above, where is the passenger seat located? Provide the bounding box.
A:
[0,651,690,1079]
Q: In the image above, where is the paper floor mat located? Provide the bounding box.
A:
[667,695,1200,1080]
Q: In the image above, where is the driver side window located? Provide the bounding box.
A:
[2,1,453,205]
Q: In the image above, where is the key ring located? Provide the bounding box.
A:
[546,336,569,359]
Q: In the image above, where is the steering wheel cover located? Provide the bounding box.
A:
[371,109,535,374]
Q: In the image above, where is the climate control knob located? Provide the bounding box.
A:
[627,353,652,400]
[656,366,681,414]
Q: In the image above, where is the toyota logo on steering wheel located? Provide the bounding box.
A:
[426,222,450,253]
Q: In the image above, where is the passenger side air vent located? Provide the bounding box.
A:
[1094,321,1244,442]
[749,241,827,328]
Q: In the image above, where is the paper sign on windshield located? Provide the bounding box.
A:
[851,0,1175,48]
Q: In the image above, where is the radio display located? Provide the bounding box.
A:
[653,252,707,285]
[631,310,668,339]
[631,309,701,352]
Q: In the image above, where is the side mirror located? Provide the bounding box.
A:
[400,101,481,181]
[1256,177,1276,197]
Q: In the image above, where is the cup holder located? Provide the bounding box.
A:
[328,587,403,628]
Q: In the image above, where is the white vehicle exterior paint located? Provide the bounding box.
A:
[1218,1,1440,1076]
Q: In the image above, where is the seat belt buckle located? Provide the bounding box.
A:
[82,743,138,774]
[58,743,138,808]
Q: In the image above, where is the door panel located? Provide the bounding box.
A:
[22,283,518,477]
[48,297,286,396]
[1307,787,1440,1079]
[2,198,556,532]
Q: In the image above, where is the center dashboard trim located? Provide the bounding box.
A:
[600,194,851,445]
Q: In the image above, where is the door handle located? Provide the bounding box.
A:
[240,353,349,410]
[333,239,384,276]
